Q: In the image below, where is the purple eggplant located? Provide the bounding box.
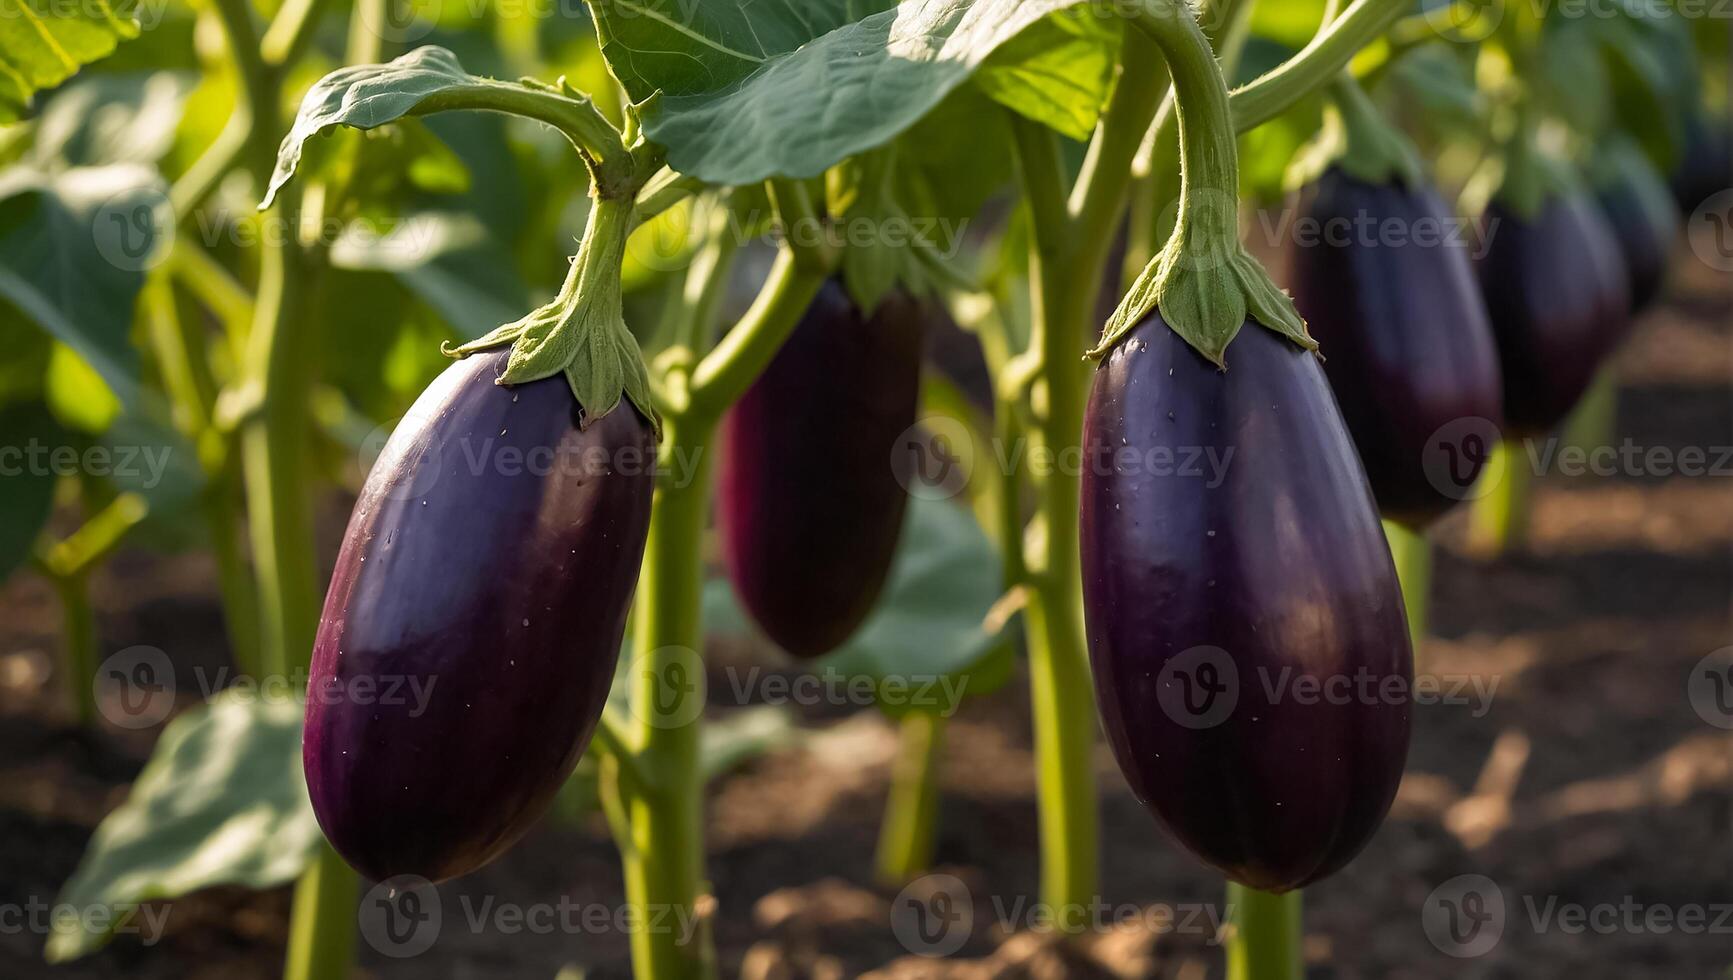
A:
[304,349,655,882]
[1475,194,1629,437]
[1081,317,1413,893]
[718,279,923,659]
[1595,146,1680,315]
[1287,168,1504,528]
[1670,113,1732,217]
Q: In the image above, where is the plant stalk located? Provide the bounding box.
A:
[53,573,99,728]
[1383,519,1432,654]
[619,413,715,980]
[1467,439,1530,557]
[874,710,946,886]
[1225,884,1303,980]
[282,843,360,980]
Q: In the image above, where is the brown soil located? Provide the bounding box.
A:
[1,252,1727,980]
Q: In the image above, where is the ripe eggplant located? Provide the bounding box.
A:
[1670,113,1732,216]
[1595,146,1680,315]
[1081,317,1412,893]
[1475,194,1629,437]
[1287,168,1504,528]
[304,349,655,882]
[718,278,923,659]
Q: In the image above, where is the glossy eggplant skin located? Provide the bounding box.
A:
[1081,318,1412,893]
[1475,195,1630,437]
[1288,168,1504,528]
[1596,151,1680,315]
[1670,114,1732,216]
[718,279,923,659]
[304,350,654,883]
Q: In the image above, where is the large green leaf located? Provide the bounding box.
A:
[587,0,893,103]
[0,400,62,581]
[0,0,141,124]
[46,691,321,963]
[29,71,192,169]
[707,497,1014,715]
[0,164,157,405]
[593,0,1114,184]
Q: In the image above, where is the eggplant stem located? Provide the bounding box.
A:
[873,710,946,885]
[1225,884,1304,980]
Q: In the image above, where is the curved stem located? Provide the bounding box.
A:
[1133,4,1243,251]
[415,84,633,196]
[686,249,825,416]
[1468,439,1530,557]
[1226,0,1409,132]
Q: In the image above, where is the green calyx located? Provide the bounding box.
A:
[1491,104,1577,220]
[1095,0,1313,368]
[1287,75,1425,191]
[444,197,660,434]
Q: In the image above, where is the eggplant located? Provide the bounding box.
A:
[1670,113,1732,217]
[718,279,923,659]
[1475,194,1630,437]
[1596,145,1681,315]
[1287,168,1504,528]
[1081,317,1413,893]
[304,349,655,882]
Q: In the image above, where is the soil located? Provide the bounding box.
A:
[1,250,1727,980]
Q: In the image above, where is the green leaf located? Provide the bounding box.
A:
[44,342,119,433]
[585,0,895,104]
[0,400,61,581]
[0,0,141,124]
[973,7,1121,141]
[263,46,616,209]
[0,164,157,406]
[609,0,1115,185]
[29,71,192,169]
[46,691,321,963]
[707,498,1014,714]
[699,705,800,780]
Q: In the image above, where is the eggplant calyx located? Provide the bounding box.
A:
[1287,75,1424,191]
[445,198,660,435]
[1093,234,1313,368]
[1097,0,1313,368]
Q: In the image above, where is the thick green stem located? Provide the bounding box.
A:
[619,413,715,980]
[1008,113,1102,932]
[1226,0,1409,132]
[1225,884,1303,980]
[874,710,946,886]
[282,843,360,980]
[1563,369,1618,455]
[1468,439,1530,557]
[54,573,99,728]
[1383,519,1431,655]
